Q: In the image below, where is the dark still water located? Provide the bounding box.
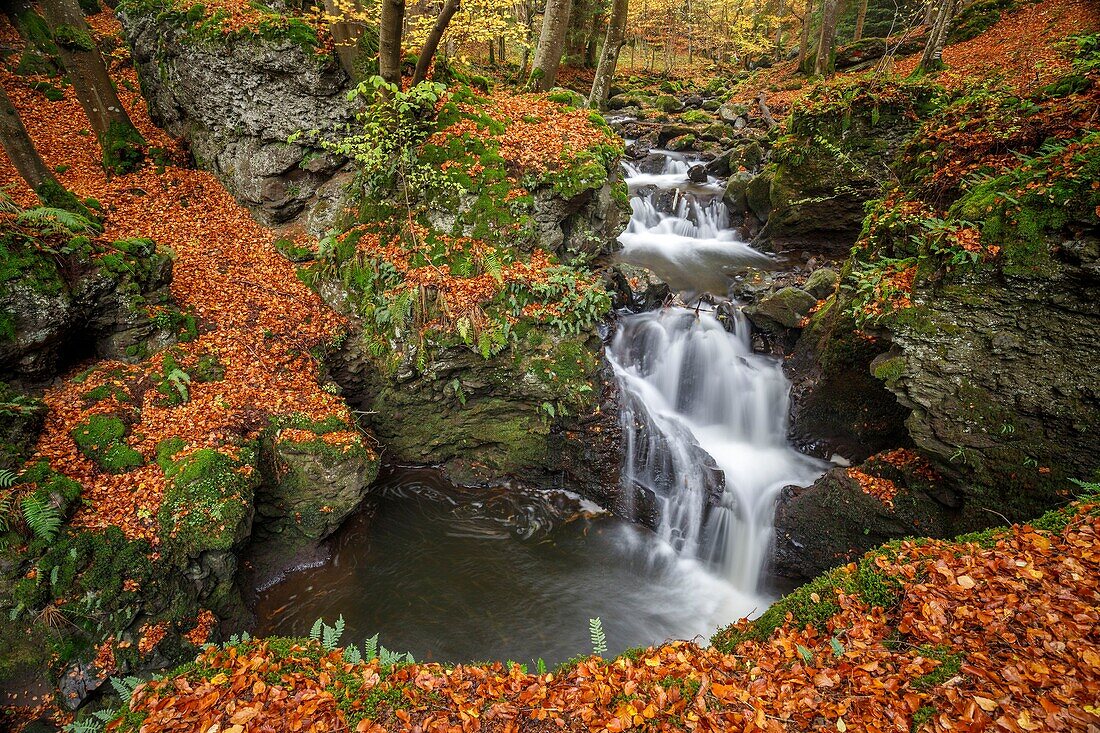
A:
[254,468,759,667]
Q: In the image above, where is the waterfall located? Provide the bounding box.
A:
[612,151,826,595]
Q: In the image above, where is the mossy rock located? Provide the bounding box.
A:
[655,95,684,113]
[744,287,817,331]
[158,446,258,563]
[0,383,46,471]
[722,171,754,215]
[71,415,144,474]
[745,171,774,222]
[803,267,838,299]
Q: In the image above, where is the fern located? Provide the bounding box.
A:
[589,617,608,656]
[16,207,98,235]
[165,367,191,403]
[310,616,346,651]
[0,468,16,488]
[363,633,379,661]
[109,675,142,705]
[22,492,61,541]
[0,469,16,534]
[343,644,362,664]
[481,249,503,283]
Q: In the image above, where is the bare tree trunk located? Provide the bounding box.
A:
[379,0,407,87]
[498,35,506,62]
[42,0,145,174]
[0,83,82,209]
[412,0,460,86]
[324,0,369,81]
[813,0,840,76]
[520,0,538,75]
[918,0,956,73]
[588,0,627,107]
[853,0,867,41]
[529,0,573,89]
[798,0,814,68]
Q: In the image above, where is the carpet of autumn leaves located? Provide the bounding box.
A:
[0,10,361,544]
[728,0,1099,117]
[106,496,1100,733]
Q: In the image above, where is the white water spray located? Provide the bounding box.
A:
[612,151,826,596]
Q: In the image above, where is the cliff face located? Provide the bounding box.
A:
[121,8,355,225]
[768,63,1100,579]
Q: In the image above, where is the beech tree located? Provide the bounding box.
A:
[813,0,841,76]
[0,83,82,209]
[529,0,573,90]
[918,0,957,73]
[323,0,372,80]
[588,0,628,108]
[853,0,867,41]
[411,0,461,85]
[41,0,145,174]
[378,0,407,86]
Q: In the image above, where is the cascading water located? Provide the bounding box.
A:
[612,149,826,596]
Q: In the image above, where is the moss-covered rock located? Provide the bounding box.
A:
[71,414,144,474]
[744,286,817,331]
[0,220,175,384]
[250,416,380,584]
[760,77,943,255]
[654,95,684,113]
[0,383,46,471]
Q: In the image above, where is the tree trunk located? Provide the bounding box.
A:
[379,0,407,87]
[529,0,573,90]
[588,0,627,108]
[498,35,506,63]
[42,0,145,174]
[412,0,460,86]
[323,0,370,81]
[0,83,81,209]
[797,0,814,69]
[918,0,956,73]
[813,0,840,76]
[853,0,867,41]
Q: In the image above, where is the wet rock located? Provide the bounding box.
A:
[667,134,696,152]
[718,102,750,123]
[802,267,839,299]
[656,124,694,147]
[57,660,107,711]
[745,171,774,222]
[734,141,765,172]
[786,298,910,461]
[772,466,957,581]
[723,171,754,215]
[744,287,817,331]
[705,149,734,177]
[687,164,708,183]
[760,85,936,256]
[250,427,381,585]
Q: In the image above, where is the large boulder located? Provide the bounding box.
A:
[759,79,940,256]
[0,235,174,384]
[120,8,355,224]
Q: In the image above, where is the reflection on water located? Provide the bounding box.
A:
[254,468,759,667]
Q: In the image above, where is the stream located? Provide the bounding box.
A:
[255,148,826,665]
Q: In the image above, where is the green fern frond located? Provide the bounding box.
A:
[16,207,98,235]
[21,492,61,541]
[589,617,607,656]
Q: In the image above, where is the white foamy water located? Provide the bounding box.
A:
[618,153,772,295]
[612,150,826,605]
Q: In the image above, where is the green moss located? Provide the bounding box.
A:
[274,237,315,263]
[53,24,96,52]
[911,705,937,731]
[680,109,711,124]
[158,446,258,561]
[872,356,907,384]
[101,120,147,175]
[911,645,963,689]
[71,415,144,474]
[949,0,1016,42]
